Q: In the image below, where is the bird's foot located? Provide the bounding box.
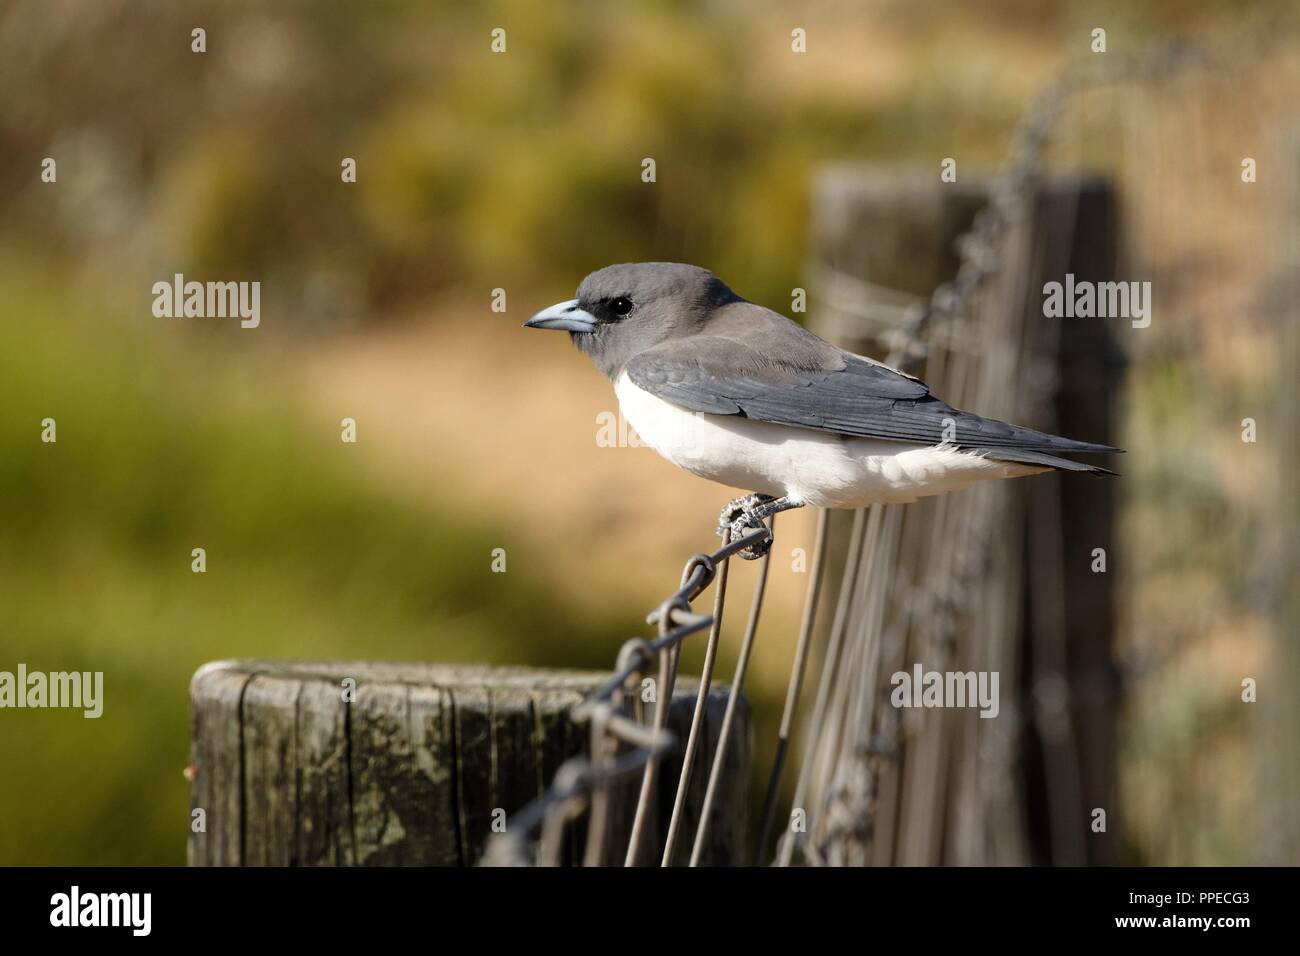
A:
[716,494,807,560]
[717,494,776,560]
[717,494,772,536]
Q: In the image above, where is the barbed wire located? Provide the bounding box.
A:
[481,524,779,866]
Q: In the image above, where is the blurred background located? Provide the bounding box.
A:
[0,0,1295,865]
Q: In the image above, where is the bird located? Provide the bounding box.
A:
[525,262,1120,558]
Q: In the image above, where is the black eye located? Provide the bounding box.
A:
[610,296,633,316]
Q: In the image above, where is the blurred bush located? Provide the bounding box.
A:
[0,0,874,315]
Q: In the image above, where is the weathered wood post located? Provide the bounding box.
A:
[804,166,1122,865]
[189,660,750,866]
[806,169,992,629]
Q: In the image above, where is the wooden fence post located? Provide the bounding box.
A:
[188,660,750,866]
[806,169,994,662]
[805,166,1122,865]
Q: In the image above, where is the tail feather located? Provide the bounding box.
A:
[974,446,1119,477]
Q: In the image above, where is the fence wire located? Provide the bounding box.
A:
[481,522,801,866]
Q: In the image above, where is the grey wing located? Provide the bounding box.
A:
[625,336,1119,455]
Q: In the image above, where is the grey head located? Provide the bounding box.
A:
[524,262,743,379]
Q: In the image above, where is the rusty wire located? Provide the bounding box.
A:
[483,524,771,866]
[689,511,790,865]
[658,527,736,864]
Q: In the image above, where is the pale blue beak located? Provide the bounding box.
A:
[524,298,598,333]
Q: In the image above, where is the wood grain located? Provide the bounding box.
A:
[189,660,748,865]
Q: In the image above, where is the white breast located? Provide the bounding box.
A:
[614,372,1041,508]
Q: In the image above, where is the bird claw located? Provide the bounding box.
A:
[729,516,773,560]
[717,494,770,536]
[717,494,774,560]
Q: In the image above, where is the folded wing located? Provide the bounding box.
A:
[625,333,1119,458]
